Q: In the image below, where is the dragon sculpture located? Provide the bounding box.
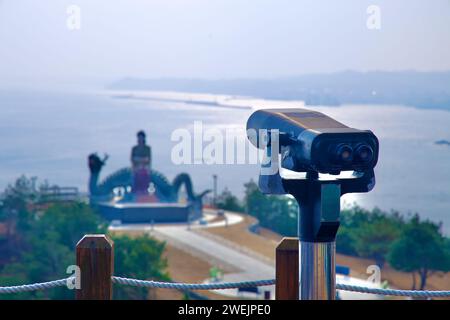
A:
[88,153,210,214]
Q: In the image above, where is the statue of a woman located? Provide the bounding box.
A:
[131,130,152,195]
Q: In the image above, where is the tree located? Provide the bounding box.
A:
[0,176,38,261]
[244,180,297,236]
[336,225,358,256]
[337,206,403,267]
[388,215,450,290]
[216,188,244,213]
[112,235,170,299]
[0,201,105,299]
[33,202,107,249]
[0,201,171,300]
[336,206,372,256]
[353,218,401,268]
[0,176,171,300]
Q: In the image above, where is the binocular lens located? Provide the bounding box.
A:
[355,144,374,162]
[334,144,353,163]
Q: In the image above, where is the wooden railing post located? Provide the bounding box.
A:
[276,237,299,300]
[76,234,114,300]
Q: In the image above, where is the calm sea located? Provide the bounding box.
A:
[1,90,449,232]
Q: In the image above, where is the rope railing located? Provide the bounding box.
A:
[335,284,450,298]
[2,276,450,298]
[0,277,69,294]
[111,277,450,298]
[112,276,275,290]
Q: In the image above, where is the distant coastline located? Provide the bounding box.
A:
[108,71,450,111]
[109,92,252,110]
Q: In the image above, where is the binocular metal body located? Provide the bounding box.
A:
[247,108,379,175]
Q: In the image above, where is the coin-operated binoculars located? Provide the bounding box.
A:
[246,108,379,300]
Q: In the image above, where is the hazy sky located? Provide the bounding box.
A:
[1,0,450,88]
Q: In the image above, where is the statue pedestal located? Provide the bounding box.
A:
[97,201,198,223]
[135,194,158,203]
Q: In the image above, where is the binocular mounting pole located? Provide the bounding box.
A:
[284,172,340,300]
[289,171,375,300]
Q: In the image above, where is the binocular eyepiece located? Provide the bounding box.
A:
[246,108,379,175]
[332,143,374,163]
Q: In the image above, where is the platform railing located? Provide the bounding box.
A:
[1,234,450,299]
